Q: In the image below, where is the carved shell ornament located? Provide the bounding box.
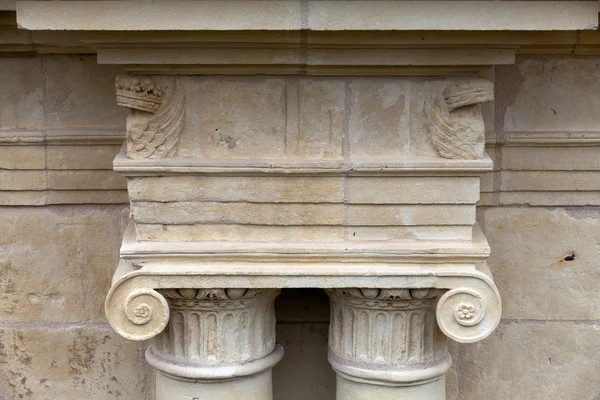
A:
[116,74,185,160]
[426,79,494,160]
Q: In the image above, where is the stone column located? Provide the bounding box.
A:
[327,288,451,400]
[143,288,282,400]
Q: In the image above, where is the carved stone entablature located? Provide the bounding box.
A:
[116,74,184,160]
[427,78,494,160]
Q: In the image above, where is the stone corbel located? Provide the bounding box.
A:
[105,260,501,345]
[427,78,494,160]
[116,74,185,160]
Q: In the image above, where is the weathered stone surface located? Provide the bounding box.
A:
[501,57,600,132]
[348,79,410,159]
[0,146,45,170]
[136,224,345,242]
[498,191,600,206]
[47,170,127,190]
[0,206,127,322]
[347,205,475,226]
[348,226,473,241]
[461,322,600,400]
[44,55,127,128]
[501,146,600,171]
[347,177,480,204]
[293,79,345,159]
[500,171,600,191]
[0,58,44,130]
[0,170,46,190]
[0,326,150,399]
[132,202,344,225]
[46,145,122,170]
[128,176,344,203]
[484,207,600,320]
[199,78,286,158]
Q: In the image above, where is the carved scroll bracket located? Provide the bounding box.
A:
[116,74,185,160]
[105,260,501,344]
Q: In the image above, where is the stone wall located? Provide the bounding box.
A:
[0,51,599,399]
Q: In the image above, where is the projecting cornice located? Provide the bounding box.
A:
[12,1,600,74]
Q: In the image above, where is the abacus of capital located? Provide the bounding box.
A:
[15,1,599,398]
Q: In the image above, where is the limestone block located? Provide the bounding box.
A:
[0,326,150,399]
[498,191,600,207]
[47,170,127,190]
[500,57,600,132]
[348,226,473,241]
[0,170,46,190]
[199,78,286,158]
[347,177,480,204]
[132,202,344,226]
[127,176,344,203]
[0,191,47,206]
[0,206,126,322]
[43,55,127,128]
[500,171,600,192]
[47,190,129,205]
[501,146,600,171]
[347,205,475,226]
[461,323,600,400]
[0,58,44,130]
[46,145,122,170]
[136,224,345,242]
[0,145,45,170]
[348,79,410,159]
[293,79,345,159]
[484,207,600,320]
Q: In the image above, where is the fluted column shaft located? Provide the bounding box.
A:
[327,288,451,400]
[145,288,283,400]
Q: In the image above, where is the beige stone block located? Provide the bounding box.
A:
[347,205,475,226]
[461,322,600,400]
[0,191,47,206]
[500,171,600,191]
[273,323,336,400]
[0,145,45,170]
[477,192,493,206]
[349,79,410,159]
[0,58,44,130]
[128,176,344,203]
[132,201,344,226]
[348,226,472,241]
[47,190,129,205]
[479,172,494,193]
[48,170,127,190]
[499,191,600,206]
[46,145,122,170]
[291,79,345,159]
[136,224,344,242]
[199,78,286,158]
[0,206,126,322]
[501,146,600,171]
[0,326,150,399]
[0,170,46,190]
[43,55,127,128]
[348,177,480,204]
[501,57,600,132]
[484,207,600,320]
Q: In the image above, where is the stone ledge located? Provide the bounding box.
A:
[16,1,598,31]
